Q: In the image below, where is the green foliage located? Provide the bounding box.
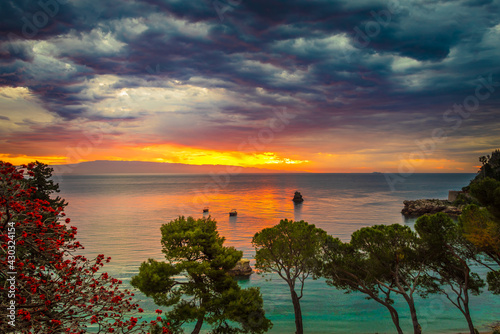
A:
[460,205,500,264]
[349,224,430,334]
[320,235,388,299]
[1,161,151,333]
[416,213,484,332]
[320,236,365,292]
[132,216,271,334]
[459,204,500,294]
[480,150,500,179]
[470,149,500,183]
[486,270,500,294]
[131,260,181,307]
[24,161,68,210]
[464,149,500,192]
[469,178,500,219]
[253,219,327,279]
[452,193,477,207]
[350,224,424,286]
[460,157,500,296]
[320,235,403,333]
[150,323,166,334]
[253,219,327,334]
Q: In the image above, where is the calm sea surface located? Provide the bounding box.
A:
[57,173,498,333]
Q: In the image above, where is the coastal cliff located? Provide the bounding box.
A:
[401,199,462,217]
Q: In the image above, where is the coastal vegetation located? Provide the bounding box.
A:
[131,216,271,334]
[255,215,493,334]
[252,151,499,334]
[320,235,407,333]
[460,178,500,295]
[0,162,157,333]
[471,149,500,184]
[2,150,498,333]
[415,213,484,333]
[335,224,430,334]
[459,150,500,295]
[317,214,491,334]
[252,219,327,334]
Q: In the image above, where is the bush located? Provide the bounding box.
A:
[0,161,160,333]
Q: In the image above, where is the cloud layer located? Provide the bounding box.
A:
[1,0,499,171]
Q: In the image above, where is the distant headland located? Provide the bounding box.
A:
[50,160,307,175]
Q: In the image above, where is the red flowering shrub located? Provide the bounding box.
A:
[0,161,170,333]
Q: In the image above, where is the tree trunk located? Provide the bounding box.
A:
[464,312,475,334]
[463,276,475,334]
[387,305,404,334]
[369,293,403,334]
[289,287,304,334]
[463,299,476,334]
[406,298,421,334]
[191,316,204,334]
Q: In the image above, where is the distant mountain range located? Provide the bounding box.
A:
[51,160,298,174]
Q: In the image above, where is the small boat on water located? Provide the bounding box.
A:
[229,209,237,216]
[203,207,209,213]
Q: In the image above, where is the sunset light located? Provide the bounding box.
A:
[1,1,500,333]
[142,145,309,168]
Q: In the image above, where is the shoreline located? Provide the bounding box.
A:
[401,199,462,217]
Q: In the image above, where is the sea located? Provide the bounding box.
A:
[57,173,499,334]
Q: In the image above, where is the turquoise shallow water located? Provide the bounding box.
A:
[57,173,498,333]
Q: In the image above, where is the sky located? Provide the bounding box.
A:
[0,0,499,173]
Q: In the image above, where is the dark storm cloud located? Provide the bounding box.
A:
[29,83,94,119]
[465,0,494,6]
[140,0,219,23]
[0,0,499,138]
[0,0,149,42]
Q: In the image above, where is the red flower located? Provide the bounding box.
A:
[51,319,62,326]
[0,161,148,333]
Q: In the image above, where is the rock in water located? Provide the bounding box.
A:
[401,199,462,217]
[293,191,304,203]
[228,259,253,276]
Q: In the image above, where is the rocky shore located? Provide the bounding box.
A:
[228,259,253,276]
[401,199,462,217]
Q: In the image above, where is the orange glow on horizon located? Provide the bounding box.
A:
[0,145,480,173]
[138,144,309,169]
[0,154,68,166]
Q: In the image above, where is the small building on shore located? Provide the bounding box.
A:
[448,190,469,202]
